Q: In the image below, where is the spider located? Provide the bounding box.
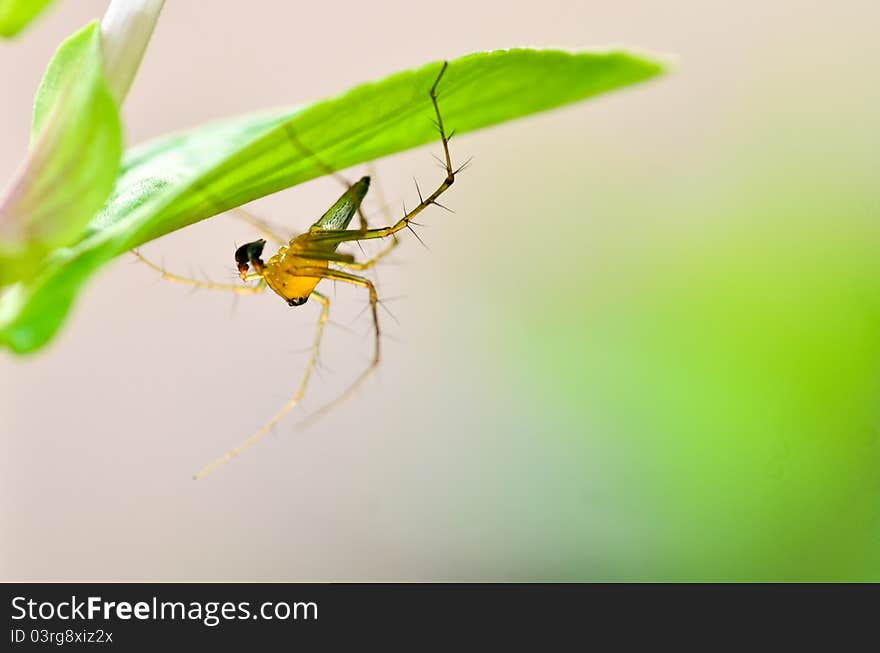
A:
[133,62,463,479]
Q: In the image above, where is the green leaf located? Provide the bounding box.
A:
[0,20,122,287]
[0,48,664,354]
[0,0,56,37]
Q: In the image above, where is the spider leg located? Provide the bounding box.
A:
[193,289,331,480]
[292,268,382,427]
[230,207,288,246]
[131,249,266,294]
[301,61,456,250]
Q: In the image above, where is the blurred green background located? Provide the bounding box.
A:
[1,1,878,580]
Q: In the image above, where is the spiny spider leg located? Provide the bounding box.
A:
[300,61,456,250]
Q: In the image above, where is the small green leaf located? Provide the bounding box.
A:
[0,0,56,38]
[0,20,122,286]
[0,48,664,354]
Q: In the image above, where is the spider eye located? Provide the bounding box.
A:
[247,239,266,260]
[235,239,266,266]
[234,243,251,265]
